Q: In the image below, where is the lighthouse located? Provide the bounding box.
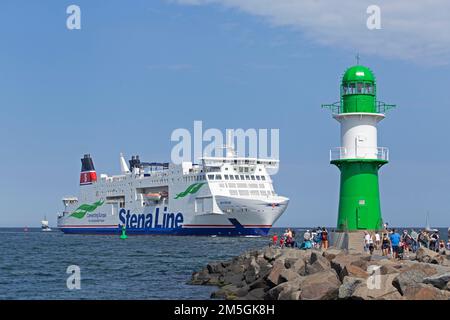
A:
[323,65,395,231]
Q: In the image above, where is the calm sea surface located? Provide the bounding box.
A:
[0,227,447,300]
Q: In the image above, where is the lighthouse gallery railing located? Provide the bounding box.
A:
[330,147,389,161]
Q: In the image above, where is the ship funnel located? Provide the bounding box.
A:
[80,154,97,186]
[120,153,130,174]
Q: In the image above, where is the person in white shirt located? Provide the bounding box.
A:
[364,232,371,252]
[375,232,381,250]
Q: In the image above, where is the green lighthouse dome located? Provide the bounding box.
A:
[342,65,375,83]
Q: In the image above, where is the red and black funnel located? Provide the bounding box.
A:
[80,154,97,185]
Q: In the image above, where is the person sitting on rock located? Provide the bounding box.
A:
[301,230,312,250]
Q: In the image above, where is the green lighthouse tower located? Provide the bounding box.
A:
[323,65,395,231]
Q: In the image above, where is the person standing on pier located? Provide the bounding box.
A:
[390,229,401,259]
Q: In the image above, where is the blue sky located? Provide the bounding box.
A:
[0,0,449,227]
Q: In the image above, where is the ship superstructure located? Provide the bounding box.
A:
[57,148,289,236]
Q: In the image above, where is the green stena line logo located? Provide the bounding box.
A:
[175,183,206,199]
[70,200,105,219]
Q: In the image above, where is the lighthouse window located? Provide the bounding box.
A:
[365,83,373,94]
[357,82,363,93]
[349,83,355,94]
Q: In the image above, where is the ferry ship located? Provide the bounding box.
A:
[57,147,289,236]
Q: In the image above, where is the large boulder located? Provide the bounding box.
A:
[351,273,402,300]
[423,272,450,290]
[340,264,369,280]
[286,258,307,276]
[189,268,213,285]
[243,288,266,300]
[279,268,302,283]
[402,283,449,300]
[330,253,370,276]
[207,261,227,274]
[416,247,440,264]
[264,278,303,300]
[244,257,261,284]
[299,269,341,300]
[222,272,244,286]
[280,248,311,261]
[211,284,247,300]
[266,260,287,287]
[338,276,365,299]
[392,269,431,295]
[322,248,343,262]
[306,254,331,275]
[263,247,283,262]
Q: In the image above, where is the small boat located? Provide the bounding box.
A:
[41,217,52,232]
[424,212,438,232]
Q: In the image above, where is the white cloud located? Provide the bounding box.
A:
[169,0,450,65]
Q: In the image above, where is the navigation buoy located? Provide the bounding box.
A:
[120,225,128,239]
[323,64,396,231]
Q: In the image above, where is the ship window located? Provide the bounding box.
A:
[261,176,266,181]
[234,175,240,180]
[224,175,229,180]
[245,175,250,180]
[208,174,214,180]
[229,175,235,180]
[228,183,236,188]
[215,174,222,180]
[240,175,245,180]
[238,190,249,196]
[256,176,261,181]
[229,190,238,196]
[259,184,265,188]
[250,190,259,196]
[251,175,256,180]
[260,190,267,196]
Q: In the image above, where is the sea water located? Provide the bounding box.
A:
[0,227,447,300]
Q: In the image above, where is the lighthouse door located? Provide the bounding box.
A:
[356,205,368,229]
